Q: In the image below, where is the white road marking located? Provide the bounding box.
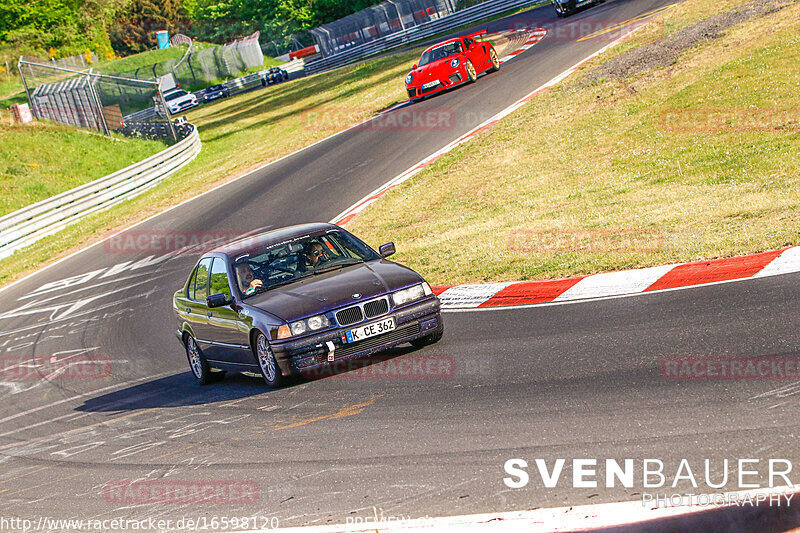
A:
[437,283,513,308]
[0,278,156,322]
[251,486,800,533]
[0,371,174,427]
[754,246,800,278]
[554,264,675,301]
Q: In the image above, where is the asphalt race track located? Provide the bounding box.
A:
[3,0,800,529]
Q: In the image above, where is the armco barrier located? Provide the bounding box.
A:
[304,0,546,75]
[0,125,201,260]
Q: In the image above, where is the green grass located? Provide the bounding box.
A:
[346,0,800,284]
[0,118,166,217]
[98,43,212,73]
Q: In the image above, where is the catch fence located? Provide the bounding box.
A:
[18,57,180,142]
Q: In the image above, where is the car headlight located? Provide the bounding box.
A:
[450,58,460,68]
[290,320,307,336]
[278,314,331,339]
[392,283,428,306]
[405,73,413,84]
[306,314,330,331]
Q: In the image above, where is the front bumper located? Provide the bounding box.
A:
[407,67,466,99]
[271,297,441,376]
[169,101,198,114]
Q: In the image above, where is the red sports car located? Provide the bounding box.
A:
[405,32,500,102]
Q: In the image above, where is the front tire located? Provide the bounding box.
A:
[465,60,477,83]
[185,335,212,385]
[410,322,444,348]
[255,331,283,388]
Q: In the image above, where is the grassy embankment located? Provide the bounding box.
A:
[0,118,166,216]
[346,0,800,284]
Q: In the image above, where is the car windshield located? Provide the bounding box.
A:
[233,230,380,298]
[208,85,223,91]
[164,90,187,101]
[419,41,462,66]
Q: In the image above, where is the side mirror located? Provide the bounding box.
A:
[207,293,231,308]
[379,242,396,258]
[412,64,417,70]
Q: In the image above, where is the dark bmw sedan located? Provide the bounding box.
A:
[173,223,443,387]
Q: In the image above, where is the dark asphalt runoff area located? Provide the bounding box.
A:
[2,0,800,530]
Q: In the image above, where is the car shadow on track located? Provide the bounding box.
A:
[75,346,420,412]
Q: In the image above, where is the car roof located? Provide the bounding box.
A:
[422,37,463,55]
[211,223,341,257]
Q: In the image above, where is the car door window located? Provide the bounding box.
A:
[209,258,231,298]
[193,258,212,301]
[186,267,198,299]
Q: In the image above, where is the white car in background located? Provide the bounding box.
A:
[160,89,198,115]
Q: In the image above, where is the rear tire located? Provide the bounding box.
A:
[255,331,283,388]
[411,322,444,348]
[185,335,212,385]
[488,48,500,72]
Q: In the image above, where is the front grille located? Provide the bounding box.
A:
[336,306,364,327]
[449,74,462,82]
[338,323,421,359]
[364,298,389,318]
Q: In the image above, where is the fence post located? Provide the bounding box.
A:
[157,88,178,143]
[17,57,36,119]
[87,70,110,136]
[187,54,197,84]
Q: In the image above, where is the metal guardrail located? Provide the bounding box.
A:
[304,0,545,74]
[0,125,202,260]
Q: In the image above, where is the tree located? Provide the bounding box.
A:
[109,0,190,55]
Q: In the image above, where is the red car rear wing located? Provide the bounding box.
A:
[466,29,488,39]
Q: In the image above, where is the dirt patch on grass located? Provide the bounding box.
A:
[587,0,796,82]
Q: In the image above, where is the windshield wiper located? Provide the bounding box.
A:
[313,259,363,275]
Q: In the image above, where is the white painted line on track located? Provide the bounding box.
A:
[0,371,174,427]
[250,486,800,533]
